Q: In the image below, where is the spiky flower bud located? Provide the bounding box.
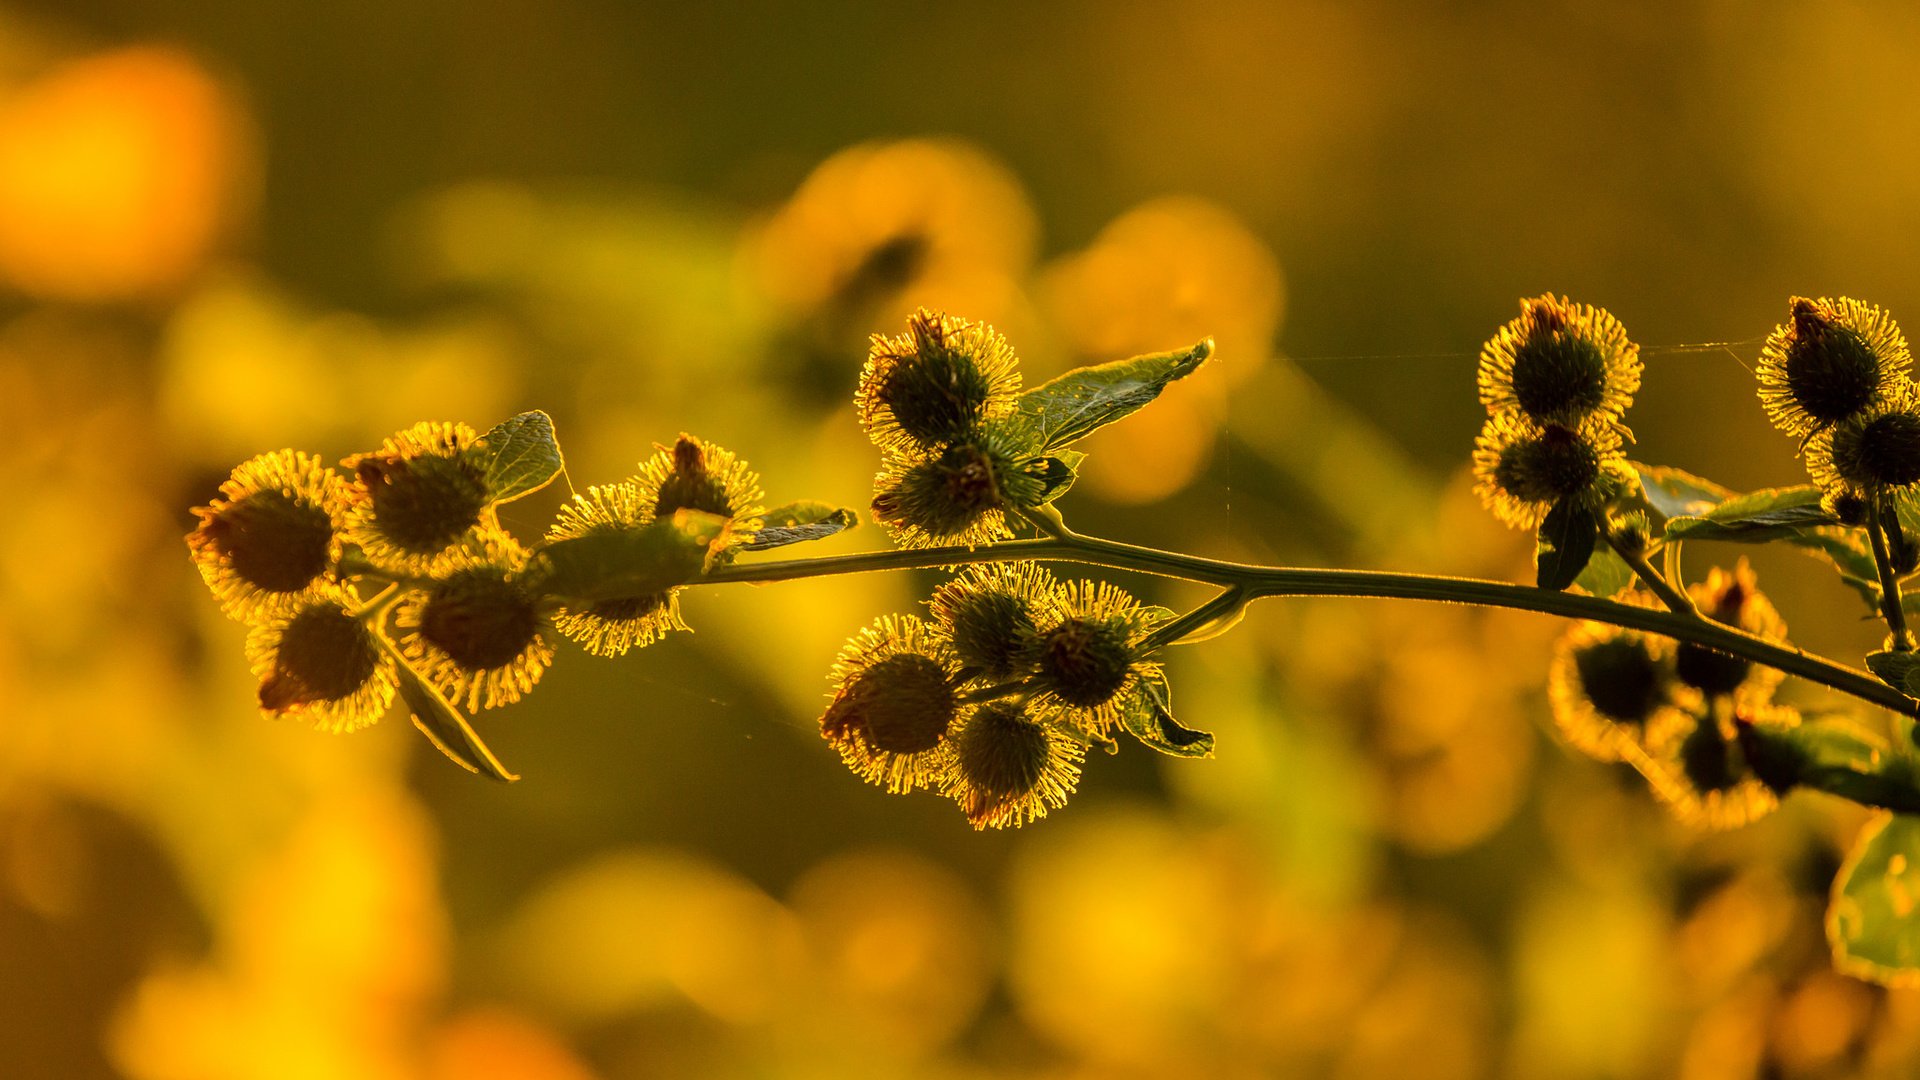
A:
[940,702,1085,829]
[1027,580,1162,736]
[1757,296,1910,441]
[188,449,351,622]
[1477,294,1641,425]
[636,434,765,553]
[1637,706,1791,830]
[544,482,689,657]
[1808,393,1920,498]
[394,539,554,710]
[820,614,961,792]
[870,433,1041,548]
[1674,560,1785,699]
[927,562,1066,679]
[246,591,397,732]
[342,422,492,574]
[1546,598,1693,763]
[856,308,1021,454]
[1471,413,1625,529]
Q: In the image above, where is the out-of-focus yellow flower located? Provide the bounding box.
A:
[111,789,448,1080]
[748,138,1037,331]
[0,47,254,301]
[1547,596,1696,765]
[1040,196,1284,504]
[424,1009,602,1080]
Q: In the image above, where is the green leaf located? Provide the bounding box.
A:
[395,661,518,782]
[1867,650,1920,699]
[1024,450,1087,506]
[1120,672,1214,758]
[744,501,857,551]
[1663,485,1835,542]
[528,510,727,603]
[1829,812,1920,987]
[480,410,565,504]
[1535,500,1599,591]
[1574,545,1636,599]
[1010,339,1213,453]
[1633,462,1733,520]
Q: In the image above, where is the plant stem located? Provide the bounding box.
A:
[697,533,1920,719]
[1869,500,1914,651]
[1607,533,1699,617]
[1144,585,1253,651]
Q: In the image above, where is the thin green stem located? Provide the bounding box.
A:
[1144,585,1253,651]
[1607,533,1699,617]
[697,533,1920,719]
[1870,499,1913,651]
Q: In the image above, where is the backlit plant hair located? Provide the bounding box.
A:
[193,297,1920,988]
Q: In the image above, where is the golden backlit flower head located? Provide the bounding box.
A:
[1806,390,1920,499]
[820,614,961,793]
[927,562,1067,679]
[939,701,1085,830]
[1028,579,1162,736]
[635,434,765,554]
[1675,559,1786,699]
[1478,294,1641,425]
[343,421,493,575]
[188,449,351,622]
[1546,596,1696,763]
[1757,296,1911,441]
[1471,412,1627,529]
[870,431,1042,549]
[245,589,397,733]
[1638,705,1791,830]
[393,537,555,711]
[856,309,1022,454]
[544,482,688,657]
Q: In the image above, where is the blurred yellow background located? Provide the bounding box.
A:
[5,2,1920,1077]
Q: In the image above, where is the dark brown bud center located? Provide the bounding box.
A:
[210,491,334,593]
[944,590,1036,678]
[955,703,1049,799]
[359,454,488,555]
[1784,305,1882,426]
[261,603,379,709]
[1845,412,1920,488]
[1572,637,1663,723]
[421,573,539,670]
[1510,333,1609,421]
[1680,721,1739,794]
[822,653,955,754]
[1039,618,1134,707]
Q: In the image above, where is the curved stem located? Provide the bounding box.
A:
[697,533,1920,719]
[1607,533,1698,617]
[1869,500,1913,651]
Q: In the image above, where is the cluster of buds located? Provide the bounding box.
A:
[188,416,771,767]
[1549,562,1798,827]
[859,309,1042,547]
[1472,294,1642,531]
[820,563,1182,829]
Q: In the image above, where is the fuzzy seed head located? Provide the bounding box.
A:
[634,434,765,555]
[1038,617,1135,708]
[1545,596,1693,764]
[1818,402,1920,494]
[342,422,490,574]
[857,309,1021,453]
[1478,295,1641,425]
[394,540,554,711]
[820,615,962,792]
[244,591,397,732]
[871,440,1015,548]
[1758,296,1910,440]
[1473,414,1622,529]
[941,702,1085,830]
[1675,560,1785,699]
[929,563,1065,678]
[188,449,351,622]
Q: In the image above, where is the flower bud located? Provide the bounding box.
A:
[1472,413,1623,529]
[343,422,492,574]
[638,434,765,548]
[940,702,1085,829]
[1674,560,1785,699]
[927,562,1065,678]
[188,449,350,622]
[394,540,554,710]
[871,437,1032,548]
[820,614,961,792]
[246,591,397,732]
[1757,296,1910,440]
[1809,395,1920,497]
[857,308,1021,453]
[1478,294,1641,425]
[1027,580,1161,736]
